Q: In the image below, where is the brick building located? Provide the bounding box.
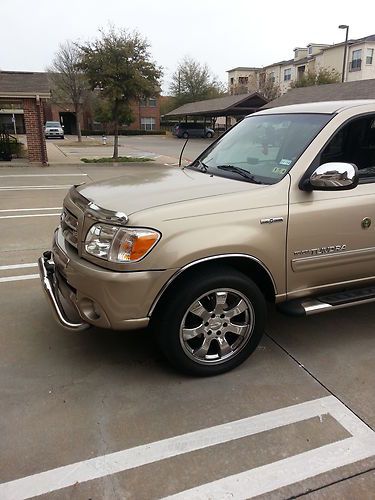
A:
[44,92,161,134]
[0,71,50,164]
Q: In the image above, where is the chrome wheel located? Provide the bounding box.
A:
[179,288,254,365]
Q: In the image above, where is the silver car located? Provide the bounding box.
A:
[44,121,64,139]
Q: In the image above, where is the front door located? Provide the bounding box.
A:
[287,113,375,298]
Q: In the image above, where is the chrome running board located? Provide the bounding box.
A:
[279,286,375,316]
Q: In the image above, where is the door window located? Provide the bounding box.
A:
[319,115,375,182]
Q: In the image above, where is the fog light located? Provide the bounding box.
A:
[79,298,101,321]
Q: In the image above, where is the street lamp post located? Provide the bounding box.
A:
[339,24,349,83]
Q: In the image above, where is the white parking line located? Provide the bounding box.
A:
[0,263,37,271]
[0,208,62,213]
[0,174,87,178]
[166,436,375,500]
[0,213,60,220]
[0,185,71,191]
[0,274,39,283]
[0,396,373,500]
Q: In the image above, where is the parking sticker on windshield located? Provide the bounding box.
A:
[279,159,292,166]
[272,167,287,175]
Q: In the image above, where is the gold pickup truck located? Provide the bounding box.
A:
[39,100,375,375]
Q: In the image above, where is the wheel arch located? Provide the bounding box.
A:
[149,254,277,317]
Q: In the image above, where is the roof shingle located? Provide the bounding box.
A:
[166,93,267,116]
[262,79,375,109]
[0,71,50,97]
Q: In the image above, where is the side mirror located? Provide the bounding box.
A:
[304,162,359,191]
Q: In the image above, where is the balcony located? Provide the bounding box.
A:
[349,59,362,72]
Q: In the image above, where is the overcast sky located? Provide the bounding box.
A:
[2,0,375,93]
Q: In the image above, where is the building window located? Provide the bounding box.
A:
[297,65,305,81]
[350,49,362,71]
[238,76,248,85]
[307,46,312,55]
[140,97,157,107]
[366,48,374,65]
[269,71,275,83]
[141,117,156,131]
[230,77,234,85]
[284,68,292,81]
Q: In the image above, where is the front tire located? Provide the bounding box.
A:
[155,267,266,376]
[182,131,189,139]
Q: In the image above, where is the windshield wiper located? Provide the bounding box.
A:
[215,165,264,184]
[187,159,210,173]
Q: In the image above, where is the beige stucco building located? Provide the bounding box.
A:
[227,34,375,95]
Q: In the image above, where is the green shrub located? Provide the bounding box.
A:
[81,156,153,163]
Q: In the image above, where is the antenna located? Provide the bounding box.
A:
[178,137,189,168]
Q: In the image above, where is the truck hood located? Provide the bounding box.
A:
[78,165,260,215]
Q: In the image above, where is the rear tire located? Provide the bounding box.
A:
[206,131,213,138]
[154,267,266,376]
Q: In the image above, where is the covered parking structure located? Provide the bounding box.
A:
[166,93,268,130]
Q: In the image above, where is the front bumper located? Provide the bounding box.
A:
[38,229,176,331]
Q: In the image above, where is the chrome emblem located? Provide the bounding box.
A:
[260,217,284,224]
[294,245,346,256]
[361,217,371,229]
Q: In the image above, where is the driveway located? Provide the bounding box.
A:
[48,134,215,165]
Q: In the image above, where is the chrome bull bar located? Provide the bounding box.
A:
[38,251,89,332]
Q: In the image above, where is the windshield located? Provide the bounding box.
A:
[189,113,331,184]
[46,121,61,127]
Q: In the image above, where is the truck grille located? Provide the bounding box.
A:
[61,209,79,248]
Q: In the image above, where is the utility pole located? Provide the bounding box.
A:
[339,24,349,83]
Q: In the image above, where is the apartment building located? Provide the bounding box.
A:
[227,67,261,95]
[227,34,375,95]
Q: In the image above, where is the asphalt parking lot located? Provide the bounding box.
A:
[0,160,374,499]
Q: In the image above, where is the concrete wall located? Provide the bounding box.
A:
[228,69,258,94]
[347,42,375,82]
[315,45,344,74]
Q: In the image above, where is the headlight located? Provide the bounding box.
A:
[85,224,160,263]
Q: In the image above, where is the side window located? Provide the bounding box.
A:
[320,115,375,182]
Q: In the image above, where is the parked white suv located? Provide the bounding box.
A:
[44,121,64,139]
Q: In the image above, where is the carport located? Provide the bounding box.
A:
[166,92,268,130]
[0,71,51,164]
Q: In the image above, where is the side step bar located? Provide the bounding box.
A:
[278,285,375,316]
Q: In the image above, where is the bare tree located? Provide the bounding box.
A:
[48,41,88,142]
[170,57,226,106]
[258,74,281,101]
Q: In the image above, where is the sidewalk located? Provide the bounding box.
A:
[46,141,81,164]
[0,137,186,167]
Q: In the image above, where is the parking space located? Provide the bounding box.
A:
[47,134,215,165]
[0,164,374,499]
